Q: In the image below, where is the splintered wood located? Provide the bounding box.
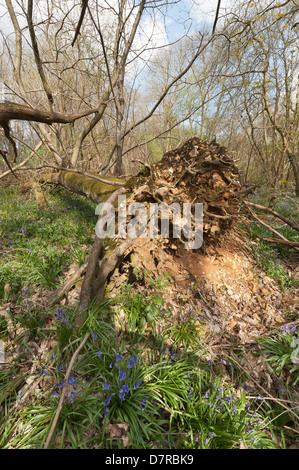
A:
[126,136,242,246]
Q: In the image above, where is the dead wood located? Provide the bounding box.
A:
[75,187,127,328]
[257,237,299,248]
[244,203,299,252]
[44,136,298,338]
[0,101,99,164]
[50,261,89,306]
[244,200,299,232]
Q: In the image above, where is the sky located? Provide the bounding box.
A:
[0,0,235,96]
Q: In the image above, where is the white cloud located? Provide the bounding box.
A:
[185,0,234,28]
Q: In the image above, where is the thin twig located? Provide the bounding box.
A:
[43,332,90,449]
[223,353,299,422]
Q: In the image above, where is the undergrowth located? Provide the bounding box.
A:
[0,183,298,449]
[240,189,299,291]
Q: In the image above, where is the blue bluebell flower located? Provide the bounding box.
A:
[68,375,76,385]
[69,391,77,403]
[133,381,142,390]
[115,353,124,366]
[128,355,138,369]
[140,397,147,410]
[38,367,49,377]
[119,369,126,382]
[55,309,67,322]
[119,384,130,401]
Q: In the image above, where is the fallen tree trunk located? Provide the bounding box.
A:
[42,170,125,204]
[40,137,298,338]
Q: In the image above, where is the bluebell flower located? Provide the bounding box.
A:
[281,324,297,335]
[140,397,147,410]
[115,353,124,366]
[96,351,102,358]
[103,383,110,390]
[128,355,138,369]
[133,380,142,390]
[55,309,67,322]
[244,383,251,392]
[119,369,126,382]
[169,352,175,363]
[103,393,115,408]
[21,286,29,296]
[222,395,233,404]
[57,379,65,388]
[69,391,77,403]
[68,375,76,385]
[38,367,49,377]
[57,364,63,373]
[119,384,130,401]
[120,384,129,393]
[205,432,216,445]
[92,333,98,340]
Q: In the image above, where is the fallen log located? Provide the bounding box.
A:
[245,201,299,233]
[244,203,299,252]
[257,237,299,248]
[42,170,125,204]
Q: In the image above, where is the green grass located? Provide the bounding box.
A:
[0,185,95,297]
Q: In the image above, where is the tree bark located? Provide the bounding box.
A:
[42,170,125,204]
[287,151,299,197]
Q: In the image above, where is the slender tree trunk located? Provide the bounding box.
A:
[287,151,299,196]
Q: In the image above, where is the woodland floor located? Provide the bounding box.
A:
[0,176,298,449]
